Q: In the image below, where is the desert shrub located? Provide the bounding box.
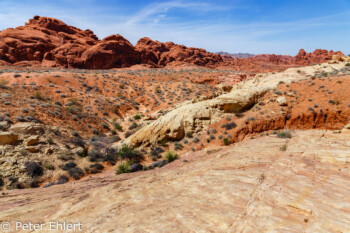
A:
[103,153,117,164]
[223,138,230,146]
[129,122,138,130]
[0,79,9,88]
[247,117,256,121]
[88,163,104,174]
[221,122,237,130]
[57,175,69,184]
[76,148,88,157]
[165,151,178,162]
[61,162,77,171]
[0,177,4,187]
[159,138,169,147]
[114,122,123,131]
[125,131,133,138]
[44,163,55,170]
[193,138,200,143]
[92,128,99,134]
[116,162,130,174]
[25,162,43,178]
[34,91,45,101]
[65,106,81,114]
[28,179,40,188]
[68,167,84,180]
[186,131,193,138]
[133,114,141,120]
[280,144,287,151]
[58,154,74,161]
[71,130,79,137]
[211,129,217,134]
[277,131,292,139]
[68,137,85,148]
[150,146,164,160]
[333,99,341,105]
[174,142,183,151]
[101,123,109,129]
[88,149,104,162]
[118,144,143,162]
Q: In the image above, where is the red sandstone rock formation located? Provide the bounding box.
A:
[0,16,345,70]
[0,16,222,69]
[135,37,222,67]
[292,49,344,65]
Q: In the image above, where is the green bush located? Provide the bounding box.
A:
[165,151,178,162]
[117,144,143,162]
[116,162,130,174]
[277,131,292,139]
[114,122,123,131]
[223,138,230,146]
[134,114,141,120]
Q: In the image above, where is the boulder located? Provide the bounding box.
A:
[276,96,287,106]
[130,163,143,172]
[0,132,18,145]
[24,135,40,146]
[150,160,168,169]
[25,146,40,153]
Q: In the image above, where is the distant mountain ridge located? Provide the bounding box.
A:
[217,51,255,58]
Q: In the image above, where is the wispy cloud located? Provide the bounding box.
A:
[126,1,223,25]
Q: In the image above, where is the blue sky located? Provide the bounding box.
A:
[0,0,349,55]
